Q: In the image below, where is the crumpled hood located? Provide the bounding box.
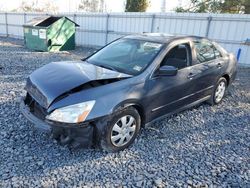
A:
[25,61,131,108]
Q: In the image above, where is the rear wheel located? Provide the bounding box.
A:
[208,77,227,105]
[100,107,141,152]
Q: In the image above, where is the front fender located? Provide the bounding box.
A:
[48,79,145,122]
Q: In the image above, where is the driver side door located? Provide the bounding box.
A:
[144,41,201,121]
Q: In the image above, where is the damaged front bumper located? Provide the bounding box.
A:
[20,99,95,148]
[20,99,51,132]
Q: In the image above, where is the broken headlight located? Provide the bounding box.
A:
[46,100,95,123]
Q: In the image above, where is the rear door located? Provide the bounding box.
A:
[188,39,225,99]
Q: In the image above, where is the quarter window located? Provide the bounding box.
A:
[194,40,222,63]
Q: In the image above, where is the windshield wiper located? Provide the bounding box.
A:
[84,60,121,73]
[97,64,118,72]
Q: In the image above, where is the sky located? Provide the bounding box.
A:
[0,0,189,12]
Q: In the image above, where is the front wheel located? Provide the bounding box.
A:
[100,107,141,152]
[208,77,227,105]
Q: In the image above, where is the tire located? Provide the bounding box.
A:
[100,107,141,152]
[207,77,227,105]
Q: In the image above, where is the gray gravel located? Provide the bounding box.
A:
[0,37,250,187]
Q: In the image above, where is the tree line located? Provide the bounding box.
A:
[175,0,250,14]
[11,0,250,14]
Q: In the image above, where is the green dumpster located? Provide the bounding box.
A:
[23,16,79,52]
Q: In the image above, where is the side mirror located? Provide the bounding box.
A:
[158,65,178,76]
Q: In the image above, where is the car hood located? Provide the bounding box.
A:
[25,61,131,108]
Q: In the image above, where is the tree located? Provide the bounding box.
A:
[245,0,250,14]
[125,0,149,12]
[174,0,222,13]
[78,0,105,12]
[174,0,250,14]
[220,0,250,14]
[16,0,58,13]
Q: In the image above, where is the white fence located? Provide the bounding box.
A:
[0,12,250,65]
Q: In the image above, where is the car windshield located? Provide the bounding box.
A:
[86,39,164,75]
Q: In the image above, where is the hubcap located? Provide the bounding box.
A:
[215,81,226,103]
[111,115,136,147]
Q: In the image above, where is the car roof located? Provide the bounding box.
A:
[124,33,206,44]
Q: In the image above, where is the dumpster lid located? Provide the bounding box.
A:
[23,16,79,27]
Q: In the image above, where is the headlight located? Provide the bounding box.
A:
[46,100,95,123]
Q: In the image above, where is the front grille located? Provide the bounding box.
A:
[24,93,48,120]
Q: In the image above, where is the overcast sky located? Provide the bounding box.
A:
[0,0,190,12]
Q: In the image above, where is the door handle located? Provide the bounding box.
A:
[217,63,222,68]
[187,73,196,79]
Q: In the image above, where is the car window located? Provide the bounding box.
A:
[214,46,222,58]
[87,39,163,75]
[161,43,191,70]
[194,40,222,63]
[106,42,133,58]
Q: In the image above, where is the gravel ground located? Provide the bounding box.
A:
[0,37,250,187]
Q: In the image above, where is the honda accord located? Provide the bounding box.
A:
[21,33,237,152]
